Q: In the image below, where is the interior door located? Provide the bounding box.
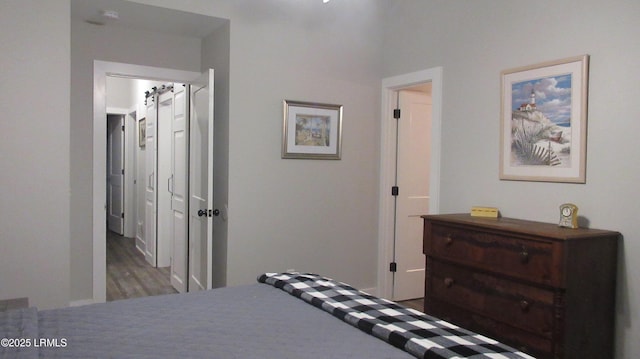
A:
[144,94,158,267]
[188,69,214,291]
[157,91,173,268]
[135,112,146,253]
[107,114,125,235]
[393,89,432,301]
[170,84,189,293]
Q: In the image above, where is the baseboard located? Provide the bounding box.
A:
[69,299,95,307]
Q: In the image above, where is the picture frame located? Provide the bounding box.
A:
[139,118,146,148]
[282,100,343,160]
[500,55,589,183]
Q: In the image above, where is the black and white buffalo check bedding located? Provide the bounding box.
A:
[258,272,535,359]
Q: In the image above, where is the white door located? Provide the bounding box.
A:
[393,89,432,301]
[170,84,189,293]
[188,69,214,291]
[135,112,146,254]
[144,95,158,267]
[157,91,173,268]
[107,114,125,235]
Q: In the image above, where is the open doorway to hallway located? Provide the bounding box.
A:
[95,62,215,304]
[105,77,178,301]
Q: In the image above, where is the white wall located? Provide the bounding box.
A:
[381,1,640,358]
[129,0,385,290]
[0,0,71,309]
[106,77,135,109]
[203,0,384,289]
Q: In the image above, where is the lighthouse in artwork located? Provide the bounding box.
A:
[530,89,535,106]
[518,89,537,112]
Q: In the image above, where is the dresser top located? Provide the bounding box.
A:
[422,213,620,241]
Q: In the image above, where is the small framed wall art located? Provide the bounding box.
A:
[138,118,146,148]
[282,100,343,160]
[500,55,589,183]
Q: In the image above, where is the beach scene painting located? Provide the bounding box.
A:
[500,55,588,183]
[295,114,331,147]
[510,74,572,168]
[282,100,343,159]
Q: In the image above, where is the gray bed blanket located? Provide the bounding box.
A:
[1,284,415,359]
[0,308,39,359]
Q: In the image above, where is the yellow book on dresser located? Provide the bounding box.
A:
[470,206,499,218]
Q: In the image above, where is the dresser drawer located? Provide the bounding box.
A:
[426,297,553,357]
[427,259,555,337]
[427,224,556,286]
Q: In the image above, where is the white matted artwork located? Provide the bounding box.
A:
[500,55,589,183]
[282,100,343,159]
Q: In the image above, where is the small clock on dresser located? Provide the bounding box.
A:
[559,203,578,229]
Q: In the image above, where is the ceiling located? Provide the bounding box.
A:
[70,0,227,39]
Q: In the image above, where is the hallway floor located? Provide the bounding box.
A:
[106,231,177,301]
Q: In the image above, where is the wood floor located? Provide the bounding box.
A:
[106,231,177,301]
[107,230,425,308]
[397,298,425,312]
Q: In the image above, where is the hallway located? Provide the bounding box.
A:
[106,231,177,301]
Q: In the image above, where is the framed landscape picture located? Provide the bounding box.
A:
[500,55,589,183]
[282,100,343,160]
[139,118,146,148]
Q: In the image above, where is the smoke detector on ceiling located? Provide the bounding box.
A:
[100,10,120,20]
[85,9,119,26]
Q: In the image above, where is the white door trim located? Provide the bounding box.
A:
[377,67,443,300]
[93,60,200,304]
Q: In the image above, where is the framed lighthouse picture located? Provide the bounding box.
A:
[500,55,589,183]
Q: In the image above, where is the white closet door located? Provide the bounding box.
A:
[170,84,189,293]
[144,95,158,267]
[157,91,173,268]
[135,108,146,254]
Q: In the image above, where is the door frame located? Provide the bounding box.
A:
[93,60,201,304]
[377,67,443,299]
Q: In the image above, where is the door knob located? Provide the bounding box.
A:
[197,209,220,217]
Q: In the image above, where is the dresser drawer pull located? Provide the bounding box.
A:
[520,246,529,264]
[444,277,455,288]
[445,235,453,246]
[520,300,530,312]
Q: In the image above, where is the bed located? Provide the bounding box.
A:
[1,273,534,358]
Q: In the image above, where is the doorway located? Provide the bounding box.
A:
[106,113,125,235]
[105,80,179,300]
[377,67,443,300]
[93,61,214,304]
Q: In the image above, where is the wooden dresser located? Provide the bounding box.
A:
[422,214,619,359]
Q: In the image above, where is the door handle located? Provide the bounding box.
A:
[168,174,174,194]
[197,209,220,217]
